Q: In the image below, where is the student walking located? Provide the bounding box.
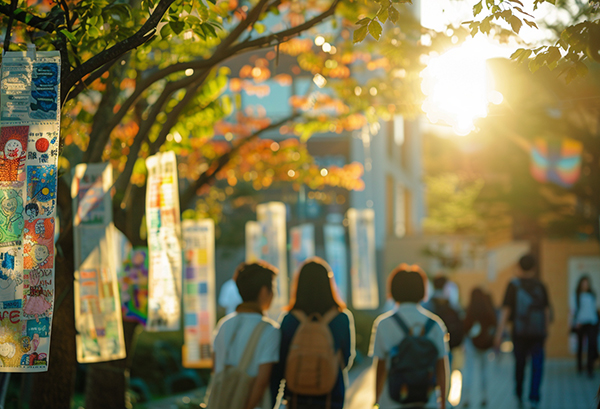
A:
[571,275,598,377]
[271,257,355,409]
[494,254,550,409]
[210,262,281,409]
[461,287,497,407]
[370,264,449,409]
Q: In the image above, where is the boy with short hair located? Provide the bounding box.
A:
[212,261,281,409]
[370,265,449,409]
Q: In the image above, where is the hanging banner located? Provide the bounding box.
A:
[145,151,182,331]
[181,219,215,368]
[245,221,262,263]
[347,208,379,309]
[0,51,60,372]
[324,224,348,303]
[72,163,126,363]
[256,202,288,318]
[289,224,315,277]
[118,247,149,325]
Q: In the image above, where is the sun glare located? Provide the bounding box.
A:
[421,38,504,136]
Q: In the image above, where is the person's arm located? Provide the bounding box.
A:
[436,356,448,409]
[340,311,355,370]
[494,306,510,350]
[244,363,274,409]
[374,357,387,405]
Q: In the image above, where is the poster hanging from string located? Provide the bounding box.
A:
[347,208,379,309]
[289,224,314,277]
[182,219,215,368]
[0,50,60,372]
[118,247,149,326]
[324,223,348,303]
[72,163,126,363]
[146,151,182,331]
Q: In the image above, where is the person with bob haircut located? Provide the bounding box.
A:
[369,264,449,409]
[212,261,281,409]
[271,257,355,409]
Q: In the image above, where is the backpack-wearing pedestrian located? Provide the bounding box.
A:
[271,257,355,409]
[461,287,497,407]
[494,254,550,409]
[210,262,281,409]
[571,275,598,377]
[370,264,449,409]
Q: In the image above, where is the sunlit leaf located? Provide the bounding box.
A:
[353,25,368,43]
[368,20,382,41]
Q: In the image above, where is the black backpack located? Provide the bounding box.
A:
[432,299,464,349]
[513,279,547,338]
[388,314,438,405]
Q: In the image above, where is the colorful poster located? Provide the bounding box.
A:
[256,202,288,319]
[145,151,182,332]
[72,163,126,363]
[347,208,379,309]
[289,224,315,277]
[324,224,348,303]
[118,247,149,325]
[0,50,60,372]
[182,219,215,368]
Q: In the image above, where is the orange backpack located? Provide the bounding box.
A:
[284,309,341,399]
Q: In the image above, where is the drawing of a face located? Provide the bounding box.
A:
[4,140,23,159]
[35,219,45,236]
[31,244,49,266]
[1,197,17,217]
[0,342,15,358]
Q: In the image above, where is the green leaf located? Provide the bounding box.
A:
[378,7,389,24]
[170,21,185,35]
[60,29,76,42]
[368,20,383,41]
[389,6,399,24]
[546,46,561,65]
[254,22,265,34]
[575,60,588,76]
[509,15,523,34]
[160,23,172,39]
[353,25,368,43]
[356,17,370,26]
[25,13,33,24]
[524,20,538,29]
[473,1,483,16]
[88,25,100,38]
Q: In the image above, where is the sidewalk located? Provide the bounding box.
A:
[345,355,600,409]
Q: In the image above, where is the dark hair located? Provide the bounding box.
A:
[518,254,536,272]
[433,275,448,290]
[389,264,427,303]
[25,203,39,215]
[576,275,595,311]
[287,257,345,315]
[234,261,277,303]
[466,287,496,324]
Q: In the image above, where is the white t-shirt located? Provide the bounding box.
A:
[370,303,449,409]
[218,279,243,315]
[571,292,598,325]
[213,312,280,377]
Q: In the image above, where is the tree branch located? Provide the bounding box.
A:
[61,0,177,104]
[179,114,299,208]
[66,55,121,104]
[0,2,57,32]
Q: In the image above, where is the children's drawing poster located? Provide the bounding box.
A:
[256,202,288,319]
[145,151,182,332]
[289,224,315,277]
[72,163,126,363]
[118,247,149,325]
[0,50,60,372]
[347,208,379,310]
[324,224,348,303]
[182,219,215,368]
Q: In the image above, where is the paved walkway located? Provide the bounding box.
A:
[346,355,600,409]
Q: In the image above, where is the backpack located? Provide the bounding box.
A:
[284,309,340,398]
[388,314,439,405]
[432,298,464,349]
[207,321,268,409]
[513,279,547,338]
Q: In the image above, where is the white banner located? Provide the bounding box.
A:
[0,51,60,372]
[348,208,379,309]
[182,219,215,368]
[324,224,348,303]
[145,151,182,331]
[245,221,262,263]
[72,163,126,363]
[289,224,315,277]
[256,202,288,318]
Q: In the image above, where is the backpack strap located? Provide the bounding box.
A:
[422,318,436,336]
[391,313,411,336]
[291,309,307,323]
[238,321,268,372]
[321,308,340,325]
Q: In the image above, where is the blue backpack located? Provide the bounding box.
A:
[388,314,439,404]
[513,279,547,338]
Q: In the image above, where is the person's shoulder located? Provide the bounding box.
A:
[373,309,396,329]
[261,315,280,330]
[334,308,352,324]
[417,305,447,332]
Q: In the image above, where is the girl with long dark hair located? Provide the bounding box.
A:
[571,275,598,377]
[271,257,355,409]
